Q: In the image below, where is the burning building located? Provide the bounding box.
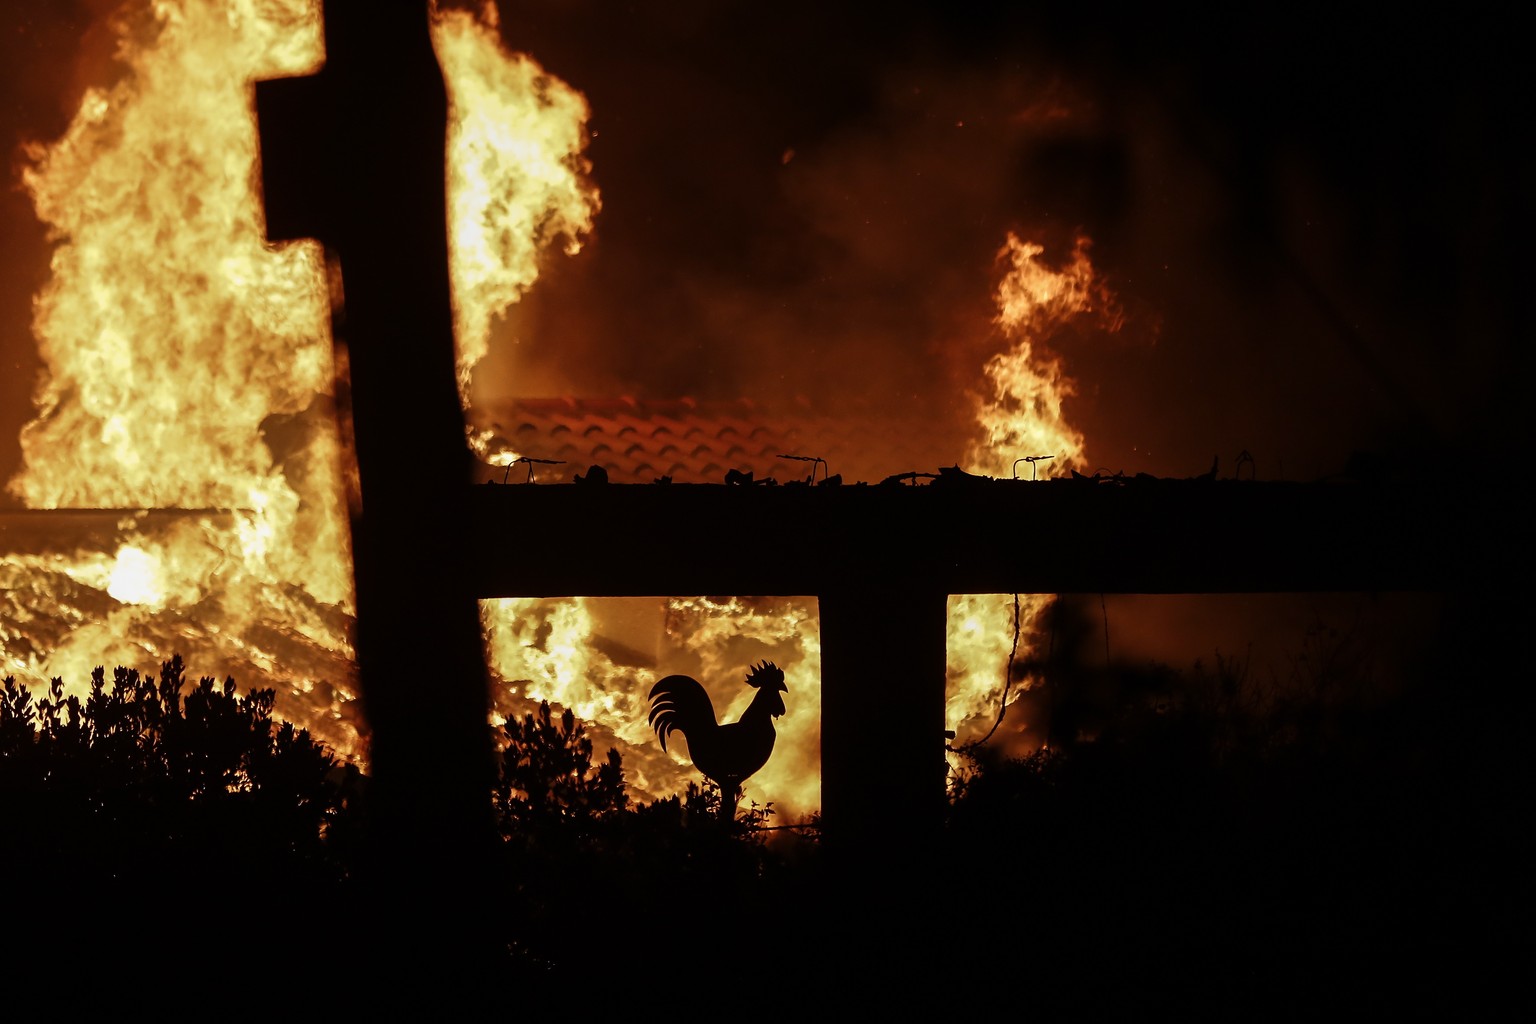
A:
[0,0,1515,839]
[0,0,1120,829]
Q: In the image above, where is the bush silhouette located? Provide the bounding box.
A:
[4,656,346,854]
[488,698,813,978]
[494,699,629,833]
[11,620,1501,1009]
[0,658,808,974]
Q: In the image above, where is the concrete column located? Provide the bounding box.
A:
[818,585,950,982]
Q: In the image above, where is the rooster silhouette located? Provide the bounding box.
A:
[648,661,787,821]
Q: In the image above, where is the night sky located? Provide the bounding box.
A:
[2,2,1527,495]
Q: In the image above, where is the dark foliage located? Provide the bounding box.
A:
[490,699,818,982]
[494,698,628,832]
[941,601,1524,1015]
[1,656,354,958]
[0,659,809,981]
[5,604,1515,1011]
[2,656,348,861]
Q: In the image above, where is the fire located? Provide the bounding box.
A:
[659,595,821,817]
[481,594,821,819]
[2,0,1117,822]
[969,232,1117,479]
[5,0,355,746]
[1,0,595,763]
[105,545,163,606]
[434,3,597,402]
[944,233,1119,754]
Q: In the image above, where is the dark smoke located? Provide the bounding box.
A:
[472,1,1524,482]
[5,2,1524,490]
[460,0,1524,711]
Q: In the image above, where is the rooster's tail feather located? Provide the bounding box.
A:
[648,674,718,751]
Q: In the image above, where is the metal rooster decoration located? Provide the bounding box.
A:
[648,661,788,821]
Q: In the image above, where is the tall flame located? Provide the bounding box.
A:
[944,233,1119,753]
[434,2,597,399]
[5,0,354,743]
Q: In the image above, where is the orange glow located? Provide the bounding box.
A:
[1,1,1116,819]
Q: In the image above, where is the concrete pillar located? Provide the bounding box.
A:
[819,585,949,983]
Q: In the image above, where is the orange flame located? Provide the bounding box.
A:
[5,0,354,744]
[433,1,598,404]
[944,233,1120,756]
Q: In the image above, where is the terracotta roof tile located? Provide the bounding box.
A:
[472,396,974,485]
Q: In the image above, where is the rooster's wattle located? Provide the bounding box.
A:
[648,661,787,820]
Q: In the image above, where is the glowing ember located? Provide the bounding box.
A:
[105,545,162,606]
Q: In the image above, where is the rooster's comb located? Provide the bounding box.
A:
[745,660,786,690]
